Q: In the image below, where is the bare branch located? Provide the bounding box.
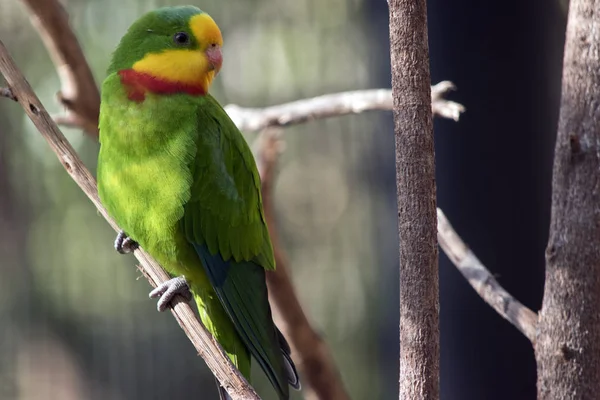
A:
[390,0,440,398]
[0,39,259,400]
[226,81,465,132]
[253,130,350,400]
[430,81,465,122]
[21,0,101,137]
[436,208,538,343]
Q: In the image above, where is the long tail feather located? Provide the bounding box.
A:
[277,328,301,390]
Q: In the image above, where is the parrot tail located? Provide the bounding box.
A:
[210,326,300,399]
[214,330,300,400]
[277,328,301,390]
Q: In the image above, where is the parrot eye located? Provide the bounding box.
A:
[173,32,190,46]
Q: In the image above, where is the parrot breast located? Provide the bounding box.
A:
[97,74,199,260]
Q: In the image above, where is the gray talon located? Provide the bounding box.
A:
[149,276,192,311]
[114,230,139,254]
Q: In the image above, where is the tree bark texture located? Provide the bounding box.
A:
[536,0,600,398]
[388,1,440,399]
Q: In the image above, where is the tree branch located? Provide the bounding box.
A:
[389,0,440,398]
[21,0,100,137]
[536,0,600,397]
[436,209,538,342]
[0,39,259,400]
[430,81,465,121]
[226,81,465,132]
[253,130,350,400]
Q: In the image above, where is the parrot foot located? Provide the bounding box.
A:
[149,276,193,312]
[114,230,139,254]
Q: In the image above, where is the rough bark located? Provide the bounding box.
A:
[535,0,600,398]
[388,0,440,399]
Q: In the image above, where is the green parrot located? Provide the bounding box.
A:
[96,6,300,399]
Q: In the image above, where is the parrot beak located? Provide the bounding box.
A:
[206,44,223,74]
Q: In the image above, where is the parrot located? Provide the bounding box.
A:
[96,6,300,400]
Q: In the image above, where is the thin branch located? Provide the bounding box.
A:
[430,81,465,121]
[0,39,259,400]
[226,81,465,132]
[253,130,350,400]
[21,0,100,137]
[436,208,538,343]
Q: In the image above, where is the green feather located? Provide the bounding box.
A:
[181,96,291,398]
[97,7,298,399]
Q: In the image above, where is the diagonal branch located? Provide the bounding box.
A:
[0,39,258,400]
[253,130,350,400]
[226,81,465,132]
[21,0,100,137]
[436,208,538,343]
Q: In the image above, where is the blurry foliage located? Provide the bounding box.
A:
[0,0,393,399]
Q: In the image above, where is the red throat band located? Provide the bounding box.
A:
[118,69,206,102]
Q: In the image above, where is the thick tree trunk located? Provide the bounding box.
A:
[388,1,440,399]
[536,0,600,398]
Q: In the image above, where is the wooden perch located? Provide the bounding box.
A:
[21,0,101,137]
[436,209,538,342]
[226,81,465,132]
[0,39,259,400]
[253,130,350,400]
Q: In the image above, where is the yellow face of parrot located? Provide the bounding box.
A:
[107,6,224,100]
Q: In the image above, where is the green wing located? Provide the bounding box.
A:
[182,95,298,399]
[184,95,274,268]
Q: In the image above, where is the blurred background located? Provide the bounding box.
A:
[0,0,567,399]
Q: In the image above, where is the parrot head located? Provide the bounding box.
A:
[107,6,223,101]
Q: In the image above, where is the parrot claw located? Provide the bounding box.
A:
[149,276,192,312]
[114,230,139,254]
